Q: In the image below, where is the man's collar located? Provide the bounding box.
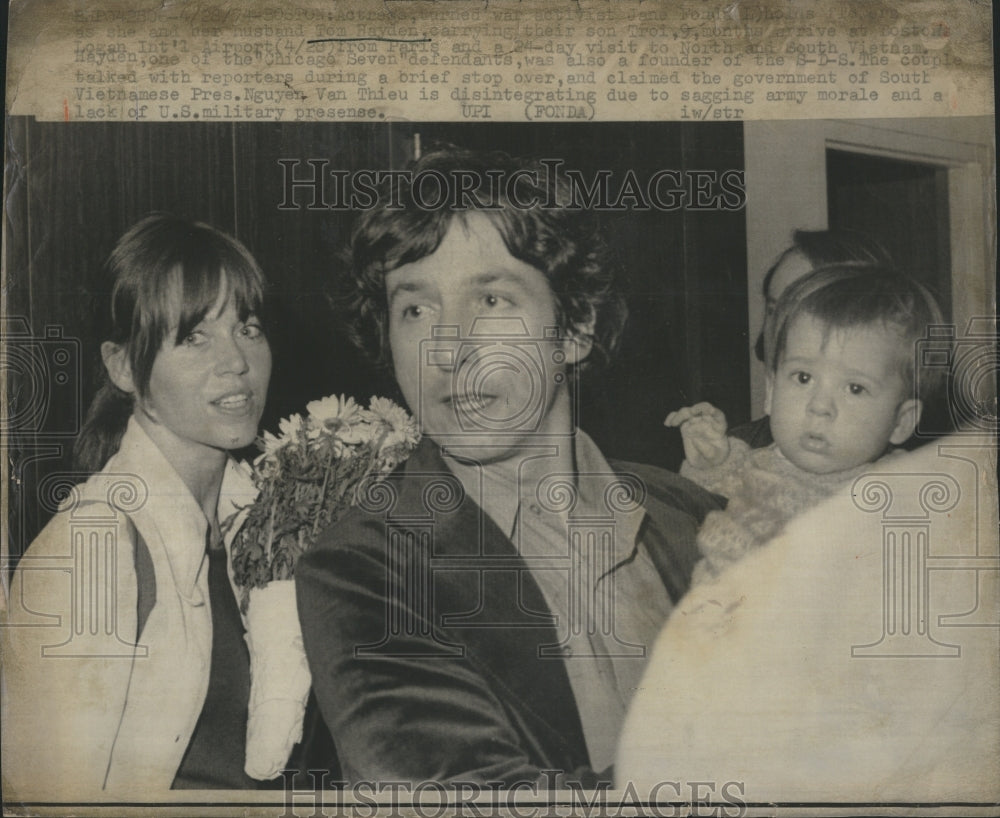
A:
[437,430,646,543]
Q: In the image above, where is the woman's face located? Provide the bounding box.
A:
[138,289,271,460]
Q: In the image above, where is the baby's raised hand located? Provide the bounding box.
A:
[664,402,730,468]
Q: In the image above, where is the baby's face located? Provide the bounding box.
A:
[767,315,919,474]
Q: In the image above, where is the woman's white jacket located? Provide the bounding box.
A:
[2,417,256,798]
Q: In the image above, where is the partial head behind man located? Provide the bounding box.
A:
[755,229,892,364]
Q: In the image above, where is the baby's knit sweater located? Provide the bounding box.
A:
[681,439,888,584]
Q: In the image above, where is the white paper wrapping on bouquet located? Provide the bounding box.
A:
[243,580,313,780]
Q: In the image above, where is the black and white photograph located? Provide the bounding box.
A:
[2,1,997,815]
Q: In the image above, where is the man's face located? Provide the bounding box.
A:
[767,314,918,474]
[385,213,590,461]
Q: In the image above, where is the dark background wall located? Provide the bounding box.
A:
[826,148,952,319]
[4,120,748,555]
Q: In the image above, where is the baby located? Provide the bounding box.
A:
[666,263,945,584]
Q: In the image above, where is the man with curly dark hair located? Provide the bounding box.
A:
[297,146,722,789]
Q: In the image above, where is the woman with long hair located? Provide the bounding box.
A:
[3,214,273,795]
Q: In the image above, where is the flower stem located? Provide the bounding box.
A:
[266,498,276,564]
[311,448,335,539]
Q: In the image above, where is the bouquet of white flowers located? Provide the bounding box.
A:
[225,394,419,779]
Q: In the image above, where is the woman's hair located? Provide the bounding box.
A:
[337,144,628,375]
[766,262,947,402]
[73,214,267,473]
[754,229,892,361]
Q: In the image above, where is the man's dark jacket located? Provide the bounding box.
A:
[296,437,722,786]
